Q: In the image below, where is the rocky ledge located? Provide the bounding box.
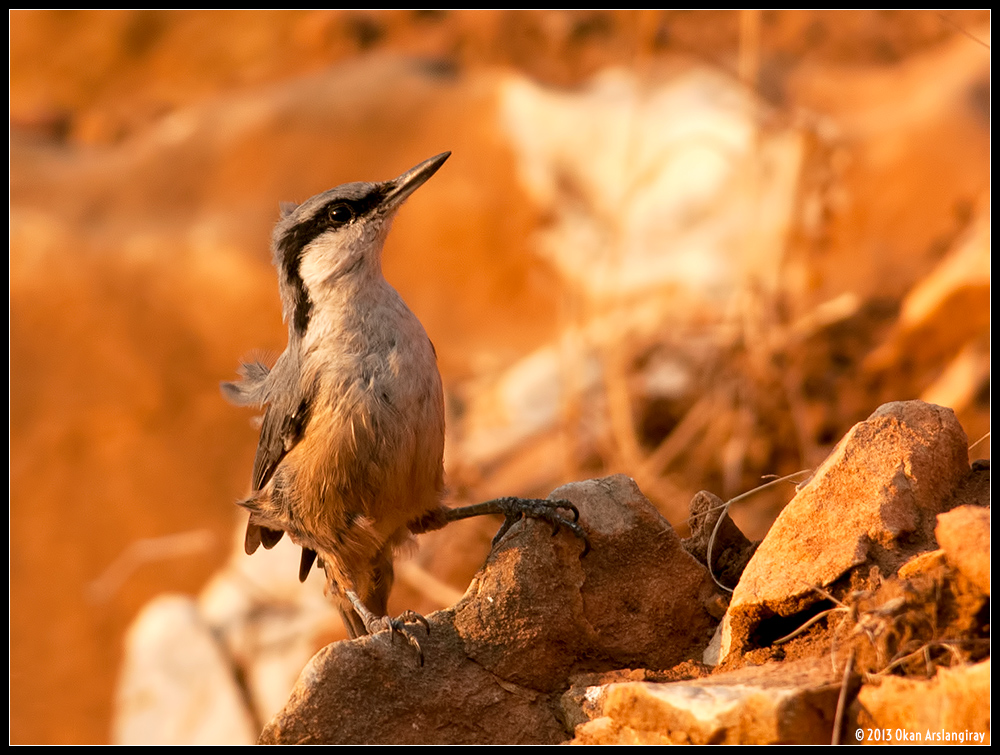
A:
[259,400,989,745]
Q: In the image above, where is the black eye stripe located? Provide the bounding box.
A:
[274,185,391,336]
[322,187,389,225]
[276,224,317,337]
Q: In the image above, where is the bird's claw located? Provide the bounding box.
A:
[491,497,590,556]
[366,610,430,666]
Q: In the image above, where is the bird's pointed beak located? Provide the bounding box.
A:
[381,152,451,212]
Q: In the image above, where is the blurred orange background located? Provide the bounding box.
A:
[10,10,990,744]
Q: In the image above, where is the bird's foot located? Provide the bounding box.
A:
[420,496,589,556]
[485,497,590,555]
[363,610,431,666]
[409,497,591,556]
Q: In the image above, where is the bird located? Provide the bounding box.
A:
[223,153,586,660]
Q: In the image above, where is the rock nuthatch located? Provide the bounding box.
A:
[223,153,586,660]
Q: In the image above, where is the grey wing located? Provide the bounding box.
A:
[223,353,313,558]
[250,393,312,490]
[243,391,312,555]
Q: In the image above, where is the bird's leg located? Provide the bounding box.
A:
[411,497,590,556]
[344,589,430,665]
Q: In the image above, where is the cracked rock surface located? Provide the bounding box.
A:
[260,475,722,744]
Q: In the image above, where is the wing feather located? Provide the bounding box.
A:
[225,349,313,555]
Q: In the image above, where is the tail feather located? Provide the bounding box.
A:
[260,526,283,549]
[221,359,272,406]
[244,519,284,555]
[298,548,317,582]
[244,521,262,555]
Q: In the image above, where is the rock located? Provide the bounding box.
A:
[852,659,990,745]
[112,595,257,745]
[500,66,801,304]
[572,658,844,745]
[943,459,990,512]
[259,618,568,745]
[455,476,722,684]
[721,401,969,660]
[935,505,990,595]
[197,534,343,723]
[559,664,712,733]
[260,475,723,744]
[681,489,758,590]
[897,548,948,580]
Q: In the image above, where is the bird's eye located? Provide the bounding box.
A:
[327,204,354,225]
